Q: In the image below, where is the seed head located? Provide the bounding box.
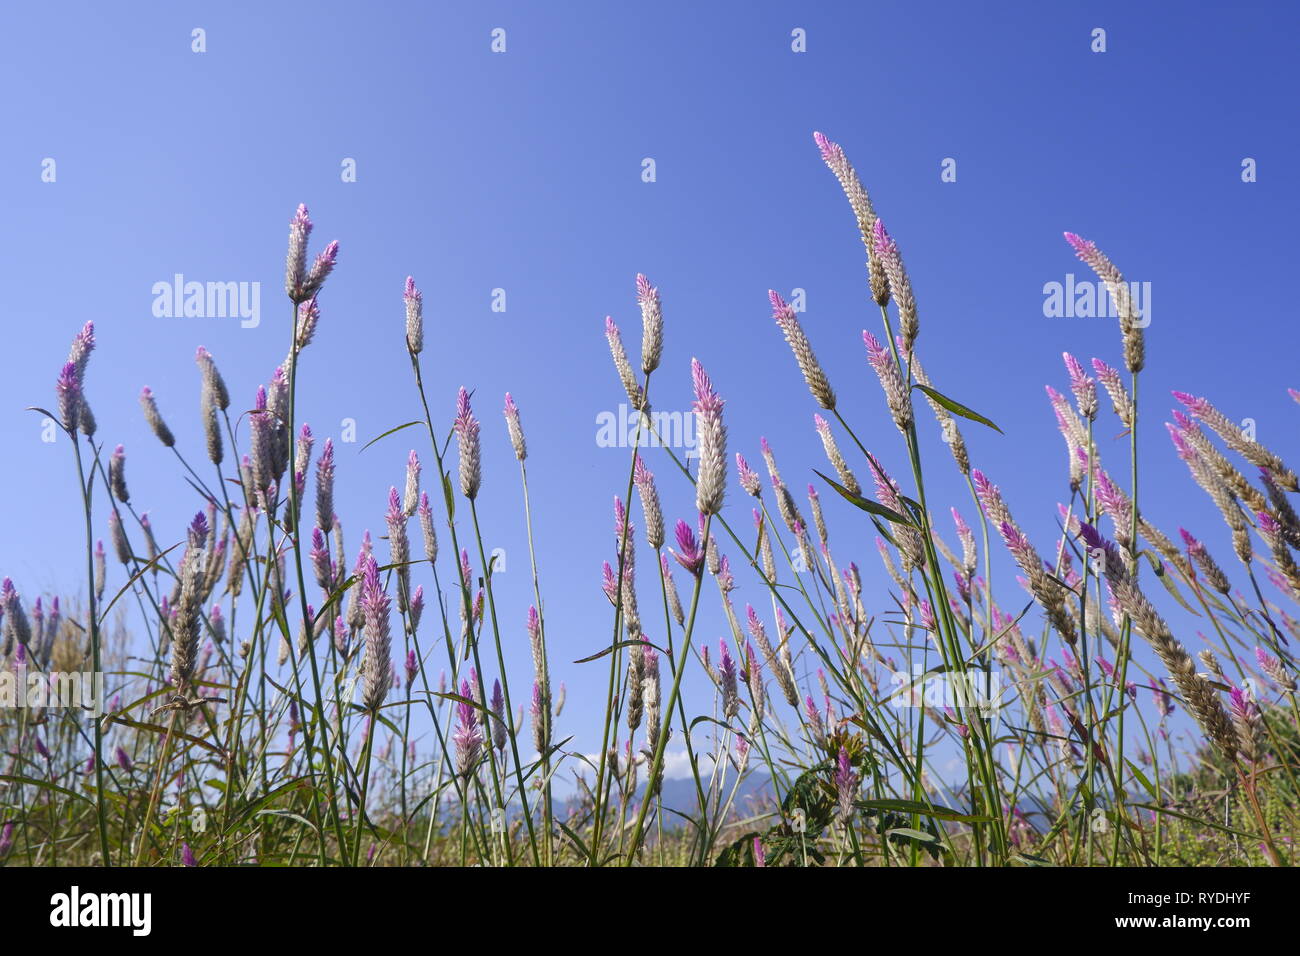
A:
[814,414,860,496]
[1063,352,1098,421]
[453,387,481,499]
[418,491,438,565]
[55,362,81,432]
[736,453,762,496]
[294,298,320,350]
[604,316,646,409]
[770,290,835,409]
[403,450,421,517]
[636,273,663,375]
[1063,232,1144,373]
[453,679,484,776]
[862,331,912,432]
[691,358,727,516]
[139,386,175,448]
[314,438,335,533]
[285,204,313,300]
[404,276,423,355]
[633,455,665,549]
[872,220,917,351]
[1090,357,1135,428]
[359,554,392,712]
[672,518,705,576]
[503,392,527,461]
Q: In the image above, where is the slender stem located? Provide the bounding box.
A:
[71,435,112,865]
[282,299,349,861]
[625,514,712,864]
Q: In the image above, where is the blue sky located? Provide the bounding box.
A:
[2,1,1297,776]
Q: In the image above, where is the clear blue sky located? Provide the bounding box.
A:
[2,1,1297,772]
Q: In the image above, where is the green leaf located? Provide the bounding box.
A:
[359,420,422,453]
[913,385,1003,434]
[573,639,670,664]
[26,406,70,438]
[100,541,182,619]
[713,829,764,867]
[688,714,733,734]
[0,774,90,804]
[256,809,321,834]
[558,819,592,860]
[870,515,900,548]
[1125,759,1159,801]
[432,691,494,719]
[856,797,994,824]
[813,470,913,526]
[442,472,456,520]
[1132,803,1259,841]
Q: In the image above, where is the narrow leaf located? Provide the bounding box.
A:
[359,420,422,453]
[913,384,1003,434]
[813,469,913,526]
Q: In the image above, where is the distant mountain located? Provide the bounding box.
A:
[640,773,775,820]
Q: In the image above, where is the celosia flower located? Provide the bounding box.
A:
[633,455,664,549]
[404,276,423,355]
[872,220,918,350]
[294,297,320,349]
[1063,232,1144,373]
[309,527,332,591]
[453,679,484,776]
[503,392,527,461]
[1062,352,1098,421]
[691,358,727,515]
[811,131,878,259]
[490,679,507,752]
[209,603,225,644]
[1090,357,1135,428]
[55,361,81,432]
[736,453,762,496]
[1228,685,1263,763]
[1254,646,1295,691]
[604,316,645,409]
[108,444,130,504]
[359,554,392,712]
[862,330,912,431]
[671,518,705,576]
[531,680,548,753]
[718,639,739,719]
[453,387,481,499]
[285,204,312,300]
[834,746,859,822]
[108,510,131,565]
[814,414,860,496]
[285,203,338,302]
[636,273,663,375]
[315,437,335,533]
[403,450,421,517]
[770,290,835,409]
